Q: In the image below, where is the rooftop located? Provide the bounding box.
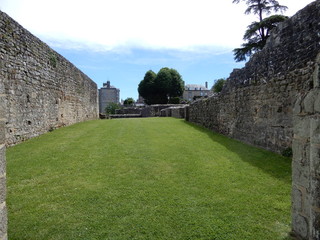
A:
[185,84,209,91]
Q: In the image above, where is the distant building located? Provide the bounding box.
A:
[99,81,120,113]
[183,82,212,101]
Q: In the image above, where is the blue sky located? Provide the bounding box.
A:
[0,0,315,100]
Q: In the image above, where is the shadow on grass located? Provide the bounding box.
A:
[183,121,292,184]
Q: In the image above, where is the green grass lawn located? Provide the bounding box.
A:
[7,118,292,240]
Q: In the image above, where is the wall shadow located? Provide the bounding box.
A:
[183,121,292,184]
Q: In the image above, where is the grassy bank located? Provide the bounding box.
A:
[7,118,292,240]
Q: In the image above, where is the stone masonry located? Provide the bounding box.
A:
[0,10,99,239]
[0,10,98,145]
[0,89,7,240]
[292,53,320,240]
[187,1,320,238]
[188,1,320,154]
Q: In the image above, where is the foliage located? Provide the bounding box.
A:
[193,95,202,101]
[49,52,57,68]
[168,96,181,104]
[282,147,293,158]
[7,118,291,240]
[212,78,227,93]
[123,97,135,106]
[105,102,121,115]
[138,70,157,105]
[138,68,184,104]
[233,0,288,62]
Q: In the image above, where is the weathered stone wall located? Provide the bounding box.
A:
[160,105,188,118]
[0,89,7,239]
[188,1,319,154]
[115,104,186,118]
[291,53,320,240]
[188,1,320,238]
[0,10,98,145]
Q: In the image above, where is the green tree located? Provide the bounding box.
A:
[105,102,121,115]
[138,70,157,105]
[233,0,288,62]
[211,78,226,93]
[138,68,184,104]
[123,97,135,106]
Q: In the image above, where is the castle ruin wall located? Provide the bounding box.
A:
[0,82,7,240]
[188,1,320,238]
[188,1,319,154]
[0,10,98,146]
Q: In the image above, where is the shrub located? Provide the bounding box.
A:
[168,97,180,104]
[282,147,293,158]
[105,102,121,115]
[212,78,226,93]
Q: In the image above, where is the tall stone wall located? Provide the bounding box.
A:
[0,10,98,145]
[292,54,320,240]
[188,0,319,154]
[188,1,320,238]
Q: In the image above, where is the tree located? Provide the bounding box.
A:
[138,68,184,104]
[105,102,121,115]
[211,78,226,93]
[233,0,288,62]
[123,97,135,106]
[138,70,157,105]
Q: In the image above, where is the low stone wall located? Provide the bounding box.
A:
[115,105,186,118]
[291,58,320,239]
[160,105,188,118]
[115,107,142,115]
[0,10,98,145]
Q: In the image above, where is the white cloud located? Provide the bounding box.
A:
[0,0,315,52]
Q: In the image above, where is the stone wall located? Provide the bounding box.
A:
[160,105,188,118]
[188,1,319,154]
[0,89,7,239]
[291,53,320,240]
[0,10,98,145]
[115,104,186,118]
[187,1,320,238]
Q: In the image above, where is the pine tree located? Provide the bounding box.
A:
[233,0,288,62]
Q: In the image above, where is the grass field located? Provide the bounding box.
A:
[7,118,292,240]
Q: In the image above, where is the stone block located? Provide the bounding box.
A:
[314,91,320,113]
[310,177,320,210]
[0,177,5,204]
[303,91,315,114]
[0,99,5,119]
[0,145,5,176]
[310,144,320,179]
[310,116,320,144]
[292,139,310,168]
[292,213,309,239]
[311,213,320,239]
[292,186,303,214]
[292,162,310,188]
[0,124,4,146]
[0,204,7,240]
[293,116,310,139]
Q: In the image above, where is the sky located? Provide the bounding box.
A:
[0,0,315,100]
